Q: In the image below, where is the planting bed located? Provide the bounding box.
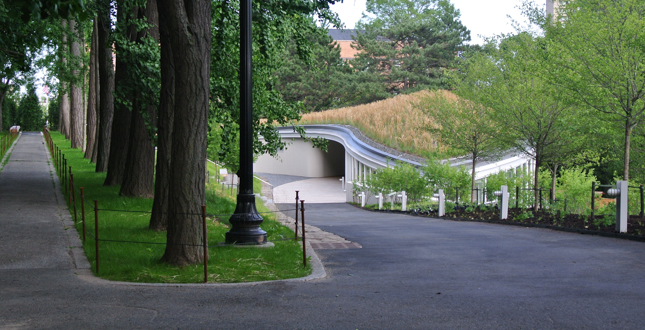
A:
[365,205,645,240]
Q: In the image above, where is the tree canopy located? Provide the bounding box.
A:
[353,0,470,93]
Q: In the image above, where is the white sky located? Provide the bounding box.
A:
[330,0,539,45]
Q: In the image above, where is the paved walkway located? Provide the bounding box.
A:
[2,133,645,329]
[271,176,345,204]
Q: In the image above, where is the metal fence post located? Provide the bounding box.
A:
[638,185,645,218]
[591,182,596,221]
[71,173,78,222]
[202,205,208,283]
[94,200,100,275]
[81,187,86,241]
[294,191,299,241]
[300,200,306,268]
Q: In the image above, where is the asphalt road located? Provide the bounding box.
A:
[1,133,645,329]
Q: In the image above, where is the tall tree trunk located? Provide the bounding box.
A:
[533,157,541,212]
[96,9,115,172]
[69,19,84,148]
[120,97,155,197]
[150,3,174,231]
[551,164,558,202]
[59,19,70,137]
[85,19,99,160]
[0,89,6,131]
[624,118,632,181]
[470,155,477,203]
[159,0,211,266]
[91,26,101,164]
[103,3,136,186]
[120,0,159,198]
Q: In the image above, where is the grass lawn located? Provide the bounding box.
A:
[48,131,310,283]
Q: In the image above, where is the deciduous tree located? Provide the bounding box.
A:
[542,0,645,181]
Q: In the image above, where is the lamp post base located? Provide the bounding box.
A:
[225,193,267,245]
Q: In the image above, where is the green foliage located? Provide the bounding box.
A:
[207,118,240,173]
[422,158,470,202]
[515,210,533,221]
[47,96,60,130]
[485,169,534,208]
[2,93,18,130]
[594,201,616,227]
[17,87,44,130]
[275,23,389,112]
[111,0,160,140]
[550,167,597,215]
[539,0,645,180]
[353,0,471,93]
[210,0,339,165]
[362,161,429,203]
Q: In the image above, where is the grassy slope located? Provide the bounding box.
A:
[50,131,309,283]
[297,90,457,158]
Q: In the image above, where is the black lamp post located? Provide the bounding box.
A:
[225,0,266,245]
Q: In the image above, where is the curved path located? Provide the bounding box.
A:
[1,133,645,329]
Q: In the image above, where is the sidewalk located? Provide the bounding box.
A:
[0,132,89,271]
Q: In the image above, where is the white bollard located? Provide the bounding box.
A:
[438,189,445,217]
[616,180,628,233]
[360,192,366,208]
[377,193,383,210]
[340,176,345,191]
[400,191,407,211]
[388,192,396,210]
[500,185,509,220]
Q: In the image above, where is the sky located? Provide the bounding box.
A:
[329,0,539,45]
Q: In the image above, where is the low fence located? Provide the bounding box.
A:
[1,131,18,157]
[43,128,310,283]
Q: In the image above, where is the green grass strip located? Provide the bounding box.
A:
[49,131,310,283]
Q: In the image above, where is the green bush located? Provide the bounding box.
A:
[362,160,429,203]
[485,168,534,208]
[422,158,471,202]
[18,87,44,131]
[552,167,597,215]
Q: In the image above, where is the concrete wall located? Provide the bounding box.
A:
[255,139,345,177]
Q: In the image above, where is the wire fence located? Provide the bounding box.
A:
[0,131,18,158]
[43,128,312,283]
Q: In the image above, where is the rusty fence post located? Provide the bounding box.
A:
[202,205,208,283]
[68,167,73,208]
[94,200,100,275]
[64,158,68,195]
[81,187,86,241]
[300,200,306,268]
[71,173,78,222]
[294,191,299,241]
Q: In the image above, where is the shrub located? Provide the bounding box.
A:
[553,167,597,215]
[422,158,471,202]
[485,168,534,208]
[18,87,44,131]
[363,160,429,203]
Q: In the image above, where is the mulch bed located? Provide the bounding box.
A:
[366,206,645,241]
